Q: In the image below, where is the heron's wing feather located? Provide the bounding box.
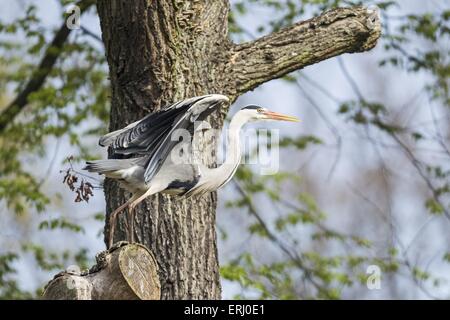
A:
[98,118,143,147]
[97,94,229,183]
[106,98,197,154]
[143,94,229,183]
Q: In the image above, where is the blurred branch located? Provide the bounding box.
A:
[389,42,427,69]
[337,57,364,101]
[38,138,62,187]
[227,6,381,96]
[429,98,450,159]
[80,26,103,43]
[0,0,96,133]
[295,78,343,180]
[232,181,325,293]
[298,73,342,104]
[276,193,370,249]
[390,132,450,221]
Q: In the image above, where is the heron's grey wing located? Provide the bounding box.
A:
[143,94,229,183]
[105,97,199,155]
[98,118,143,147]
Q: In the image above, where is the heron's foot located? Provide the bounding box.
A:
[109,241,130,252]
[129,227,135,243]
[108,203,129,249]
[108,231,114,249]
[108,220,115,248]
[127,208,132,243]
[129,203,137,214]
[128,207,136,244]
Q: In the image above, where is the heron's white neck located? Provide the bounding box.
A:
[205,112,249,188]
[226,113,248,162]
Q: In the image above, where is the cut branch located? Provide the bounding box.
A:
[42,243,161,300]
[227,6,381,96]
[0,0,95,133]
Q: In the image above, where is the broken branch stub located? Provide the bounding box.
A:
[42,243,161,300]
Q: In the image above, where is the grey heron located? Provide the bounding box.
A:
[84,94,299,246]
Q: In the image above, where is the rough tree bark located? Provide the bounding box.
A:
[44,1,381,300]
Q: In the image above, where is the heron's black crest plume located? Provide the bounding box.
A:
[242,105,263,110]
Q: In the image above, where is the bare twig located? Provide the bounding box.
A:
[80,26,103,43]
[295,78,343,180]
[232,180,325,293]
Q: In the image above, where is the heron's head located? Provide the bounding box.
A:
[240,105,299,122]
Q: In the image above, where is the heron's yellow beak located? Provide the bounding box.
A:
[263,110,300,122]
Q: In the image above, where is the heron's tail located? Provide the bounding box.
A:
[83,159,133,174]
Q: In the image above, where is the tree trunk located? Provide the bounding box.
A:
[96,0,231,300]
[92,1,380,300]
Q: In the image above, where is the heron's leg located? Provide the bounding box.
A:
[127,192,146,244]
[123,211,131,242]
[128,187,158,214]
[127,207,134,243]
[108,200,130,248]
[108,193,141,248]
[128,206,135,243]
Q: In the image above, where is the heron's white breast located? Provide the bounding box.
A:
[115,165,148,193]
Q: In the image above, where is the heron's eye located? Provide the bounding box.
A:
[257,108,263,113]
